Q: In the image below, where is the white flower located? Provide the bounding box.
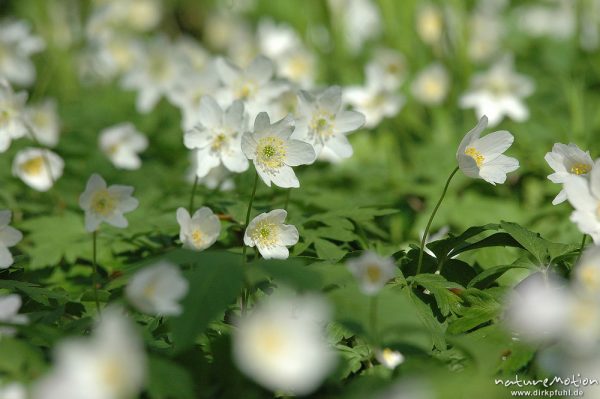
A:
[86,0,161,40]
[12,148,64,192]
[0,383,27,399]
[294,86,365,159]
[0,210,22,269]
[544,143,594,205]
[0,19,45,86]
[0,294,27,337]
[416,3,444,46]
[564,160,600,244]
[184,97,249,178]
[468,12,504,62]
[411,63,450,105]
[327,0,381,53]
[0,79,28,152]
[574,246,600,295]
[456,116,519,185]
[33,309,146,399]
[78,174,139,232]
[346,252,396,295]
[517,2,575,40]
[99,123,148,170]
[233,292,336,395]
[459,56,534,127]
[376,348,405,370]
[125,261,188,316]
[242,112,315,188]
[366,48,407,90]
[562,295,600,352]
[176,207,221,251]
[186,156,235,191]
[244,209,298,259]
[24,99,60,147]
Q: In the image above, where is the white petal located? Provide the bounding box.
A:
[474,130,514,162]
[590,160,600,199]
[195,147,221,177]
[335,111,365,134]
[259,245,289,260]
[198,96,223,129]
[176,207,191,231]
[326,134,353,158]
[222,148,249,173]
[279,224,299,246]
[241,133,258,160]
[319,86,342,114]
[552,190,568,205]
[286,140,316,166]
[0,226,22,247]
[269,165,300,188]
[0,245,14,268]
[136,89,161,113]
[246,56,274,84]
[478,154,519,185]
[456,116,488,159]
[216,58,240,84]
[564,176,597,212]
[0,210,11,227]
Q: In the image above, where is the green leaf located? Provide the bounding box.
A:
[408,274,463,316]
[147,357,196,399]
[314,238,347,261]
[247,258,322,290]
[500,221,576,264]
[447,289,503,334]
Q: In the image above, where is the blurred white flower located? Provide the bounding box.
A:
[0,382,27,399]
[176,207,221,252]
[411,63,450,105]
[186,156,235,192]
[33,309,146,399]
[468,11,504,62]
[89,36,144,80]
[328,0,381,53]
[517,1,575,40]
[294,86,365,159]
[544,143,593,205]
[0,80,28,153]
[24,99,60,147]
[563,295,600,352]
[12,148,64,192]
[376,348,405,370]
[86,0,161,41]
[346,251,396,295]
[456,116,519,185]
[244,209,299,259]
[460,56,534,127]
[416,4,444,47]
[242,112,315,188]
[99,123,148,170]
[0,19,45,86]
[233,292,336,395]
[367,48,407,90]
[564,160,600,244]
[126,261,189,316]
[0,294,27,337]
[276,48,316,89]
[184,97,249,178]
[574,246,600,295]
[79,174,139,232]
[174,36,211,72]
[0,210,22,269]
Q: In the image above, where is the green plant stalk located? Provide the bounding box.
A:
[92,230,101,316]
[370,295,379,345]
[575,234,588,266]
[416,166,460,275]
[188,175,199,213]
[283,189,291,211]
[240,170,260,313]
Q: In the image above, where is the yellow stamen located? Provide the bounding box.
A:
[465,147,485,167]
[91,189,117,216]
[21,156,45,175]
[571,163,591,175]
[256,136,286,170]
[251,221,279,247]
[309,111,334,138]
[366,264,382,283]
[211,133,227,151]
[191,229,203,246]
[259,324,285,355]
[579,265,600,291]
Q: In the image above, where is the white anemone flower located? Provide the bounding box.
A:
[0,294,28,337]
[0,210,23,269]
[574,246,600,296]
[33,309,146,399]
[0,383,27,399]
[460,56,534,127]
[346,251,396,295]
[0,19,45,86]
[376,348,405,370]
[78,174,139,232]
[294,86,365,159]
[544,143,594,205]
[0,79,28,152]
[564,160,600,244]
[125,261,189,316]
[416,3,444,47]
[411,63,450,105]
[242,112,315,188]
[367,48,407,90]
[24,99,60,147]
[456,116,519,185]
[327,0,381,53]
[99,123,148,170]
[233,292,336,395]
[176,207,221,251]
[244,209,299,259]
[12,148,64,192]
[184,97,249,178]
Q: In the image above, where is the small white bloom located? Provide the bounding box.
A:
[0,294,28,337]
[456,116,519,185]
[233,292,336,395]
[12,148,64,192]
[126,261,188,316]
[346,251,396,295]
[0,79,28,152]
[99,123,148,170]
[33,309,146,399]
[562,295,600,352]
[244,209,298,260]
[468,12,504,62]
[78,174,139,232]
[327,0,381,53]
[294,86,365,159]
[0,210,23,269]
[0,382,27,399]
[460,56,534,127]
[186,155,235,191]
[184,97,249,178]
[242,112,315,188]
[376,348,405,370]
[564,160,600,244]
[411,63,450,105]
[544,143,594,205]
[24,99,60,147]
[176,207,221,251]
[366,48,407,90]
[517,2,575,40]
[0,19,45,86]
[416,3,444,46]
[574,246,600,295]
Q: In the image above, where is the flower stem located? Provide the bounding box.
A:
[416,166,459,275]
[92,230,101,316]
[283,189,291,211]
[240,170,259,314]
[188,175,199,213]
[370,295,379,344]
[575,234,588,266]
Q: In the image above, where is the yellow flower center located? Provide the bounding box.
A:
[91,189,118,216]
[570,163,591,175]
[236,81,257,100]
[211,133,228,151]
[258,324,285,355]
[143,280,158,298]
[579,265,600,291]
[465,147,485,167]
[191,229,203,246]
[20,156,45,175]
[0,109,9,125]
[100,357,126,389]
[107,143,120,155]
[32,110,51,128]
[381,348,397,363]
[309,111,334,138]
[572,301,598,329]
[256,136,286,170]
[366,264,382,284]
[251,221,278,247]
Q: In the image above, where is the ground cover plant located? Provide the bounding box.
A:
[1,0,600,398]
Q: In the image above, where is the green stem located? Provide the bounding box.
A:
[188,175,199,213]
[370,295,379,345]
[92,230,101,316]
[241,171,260,314]
[416,166,459,275]
[283,189,291,211]
[575,234,588,266]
